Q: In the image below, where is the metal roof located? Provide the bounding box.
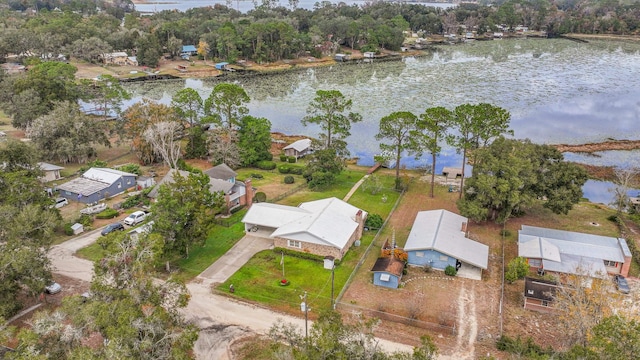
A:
[519,225,627,263]
[242,197,366,250]
[38,162,64,171]
[404,209,489,269]
[283,139,311,152]
[83,168,136,185]
[57,177,110,196]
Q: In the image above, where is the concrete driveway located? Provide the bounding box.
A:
[197,235,273,285]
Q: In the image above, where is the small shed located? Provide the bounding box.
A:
[38,162,64,182]
[524,277,559,313]
[215,62,229,70]
[71,223,84,235]
[137,176,155,189]
[334,54,349,62]
[363,52,375,59]
[371,256,405,289]
[442,167,463,179]
[283,139,312,159]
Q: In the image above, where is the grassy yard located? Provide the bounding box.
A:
[217,231,378,313]
[278,167,368,206]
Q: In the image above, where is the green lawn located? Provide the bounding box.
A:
[217,231,377,312]
[278,168,368,206]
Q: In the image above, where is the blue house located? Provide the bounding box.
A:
[181,45,197,58]
[371,256,405,289]
[405,210,488,279]
[57,168,137,204]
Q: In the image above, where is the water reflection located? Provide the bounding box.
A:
[582,180,639,205]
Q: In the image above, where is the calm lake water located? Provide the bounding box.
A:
[134,0,455,14]
[122,38,640,202]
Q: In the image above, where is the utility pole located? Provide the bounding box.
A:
[303,291,308,338]
[331,265,335,309]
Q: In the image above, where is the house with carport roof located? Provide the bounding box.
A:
[241,197,366,260]
[518,225,632,279]
[404,209,488,280]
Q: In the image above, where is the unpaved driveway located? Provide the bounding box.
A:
[49,227,105,282]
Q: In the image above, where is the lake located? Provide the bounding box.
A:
[134,0,456,14]
[121,38,640,202]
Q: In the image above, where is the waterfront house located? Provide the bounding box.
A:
[242,197,366,260]
[405,209,488,280]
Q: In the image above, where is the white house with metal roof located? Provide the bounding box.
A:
[242,197,366,260]
[57,168,137,203]
[404,209,488,280]
[518,225,632,278]
[283,138,312,159]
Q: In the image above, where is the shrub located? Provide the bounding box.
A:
[230,205,246,214]
[444,265,457,276]
[64,223,74,236]
[291,167,304,175]
[365,214,384,230]
[284,175,295,184]
[500,229,512,237]
[256,160,276,170]
[496,335,552,357]
[287,156,296,163]
[79,159,108,173]
[96,208,119,219]
[250,173,264,179]
[121,194,142,209]
[273,247,340,264]
[75,214,93,227]
[279,154,287,162]
[505,257,530,283]
[254,192,267,203]
[278,165,291,174]
[116,164,141,175]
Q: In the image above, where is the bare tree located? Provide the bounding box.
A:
[552,269,617,348]
[143,121,183,169]
[609,167,639,214]
[208,128,241,168]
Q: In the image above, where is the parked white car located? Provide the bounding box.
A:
[52,197,69,209]
[123,210,150,226]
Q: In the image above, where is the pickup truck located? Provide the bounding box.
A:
[123,210,150,226]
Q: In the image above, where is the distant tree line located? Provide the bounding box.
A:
[0,0,639,67]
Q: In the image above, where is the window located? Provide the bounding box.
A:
[118,183,122,189]
[416,251,424,257]
[604,260,617,267]
[541,300,549,307]
[287,240,301,248]
[439,255,448,261]
[528,258,541,267]
[379,273,390,282]
[527,290,534,295]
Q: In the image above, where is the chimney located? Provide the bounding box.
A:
[244,179,253,208]
[355,209,364,239]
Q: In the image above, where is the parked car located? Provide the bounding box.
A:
[123,210,150,226]
[45,282,62,294]
[614,274,630,294]
[101,222,125,236]
[51,197,69,209]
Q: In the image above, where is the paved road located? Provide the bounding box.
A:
[48,229,415,359]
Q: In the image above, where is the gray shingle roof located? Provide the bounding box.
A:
[204,163,237,180]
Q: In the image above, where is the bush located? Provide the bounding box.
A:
[116,164,141,175]
[79,159,108,173]
[230,205,246,214]
[365,214,384,230]
[284,175,295,184]
[444,265,457,276]
[505,257,530,283]
[500,229,512,237]
[250,173,264,179]
[254,192,267,203]
[290,166,304,175]
[121,194,142,209]
[75,214,93,227]
[287,156,296,163]
[64,223,74,236]
[96,208,119,219]
[280,154,287,162]
[256,160,276,170]
[496,335,553,357]
[278,165,291,174]
[307,171,335,191]
[273,247,340,265]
